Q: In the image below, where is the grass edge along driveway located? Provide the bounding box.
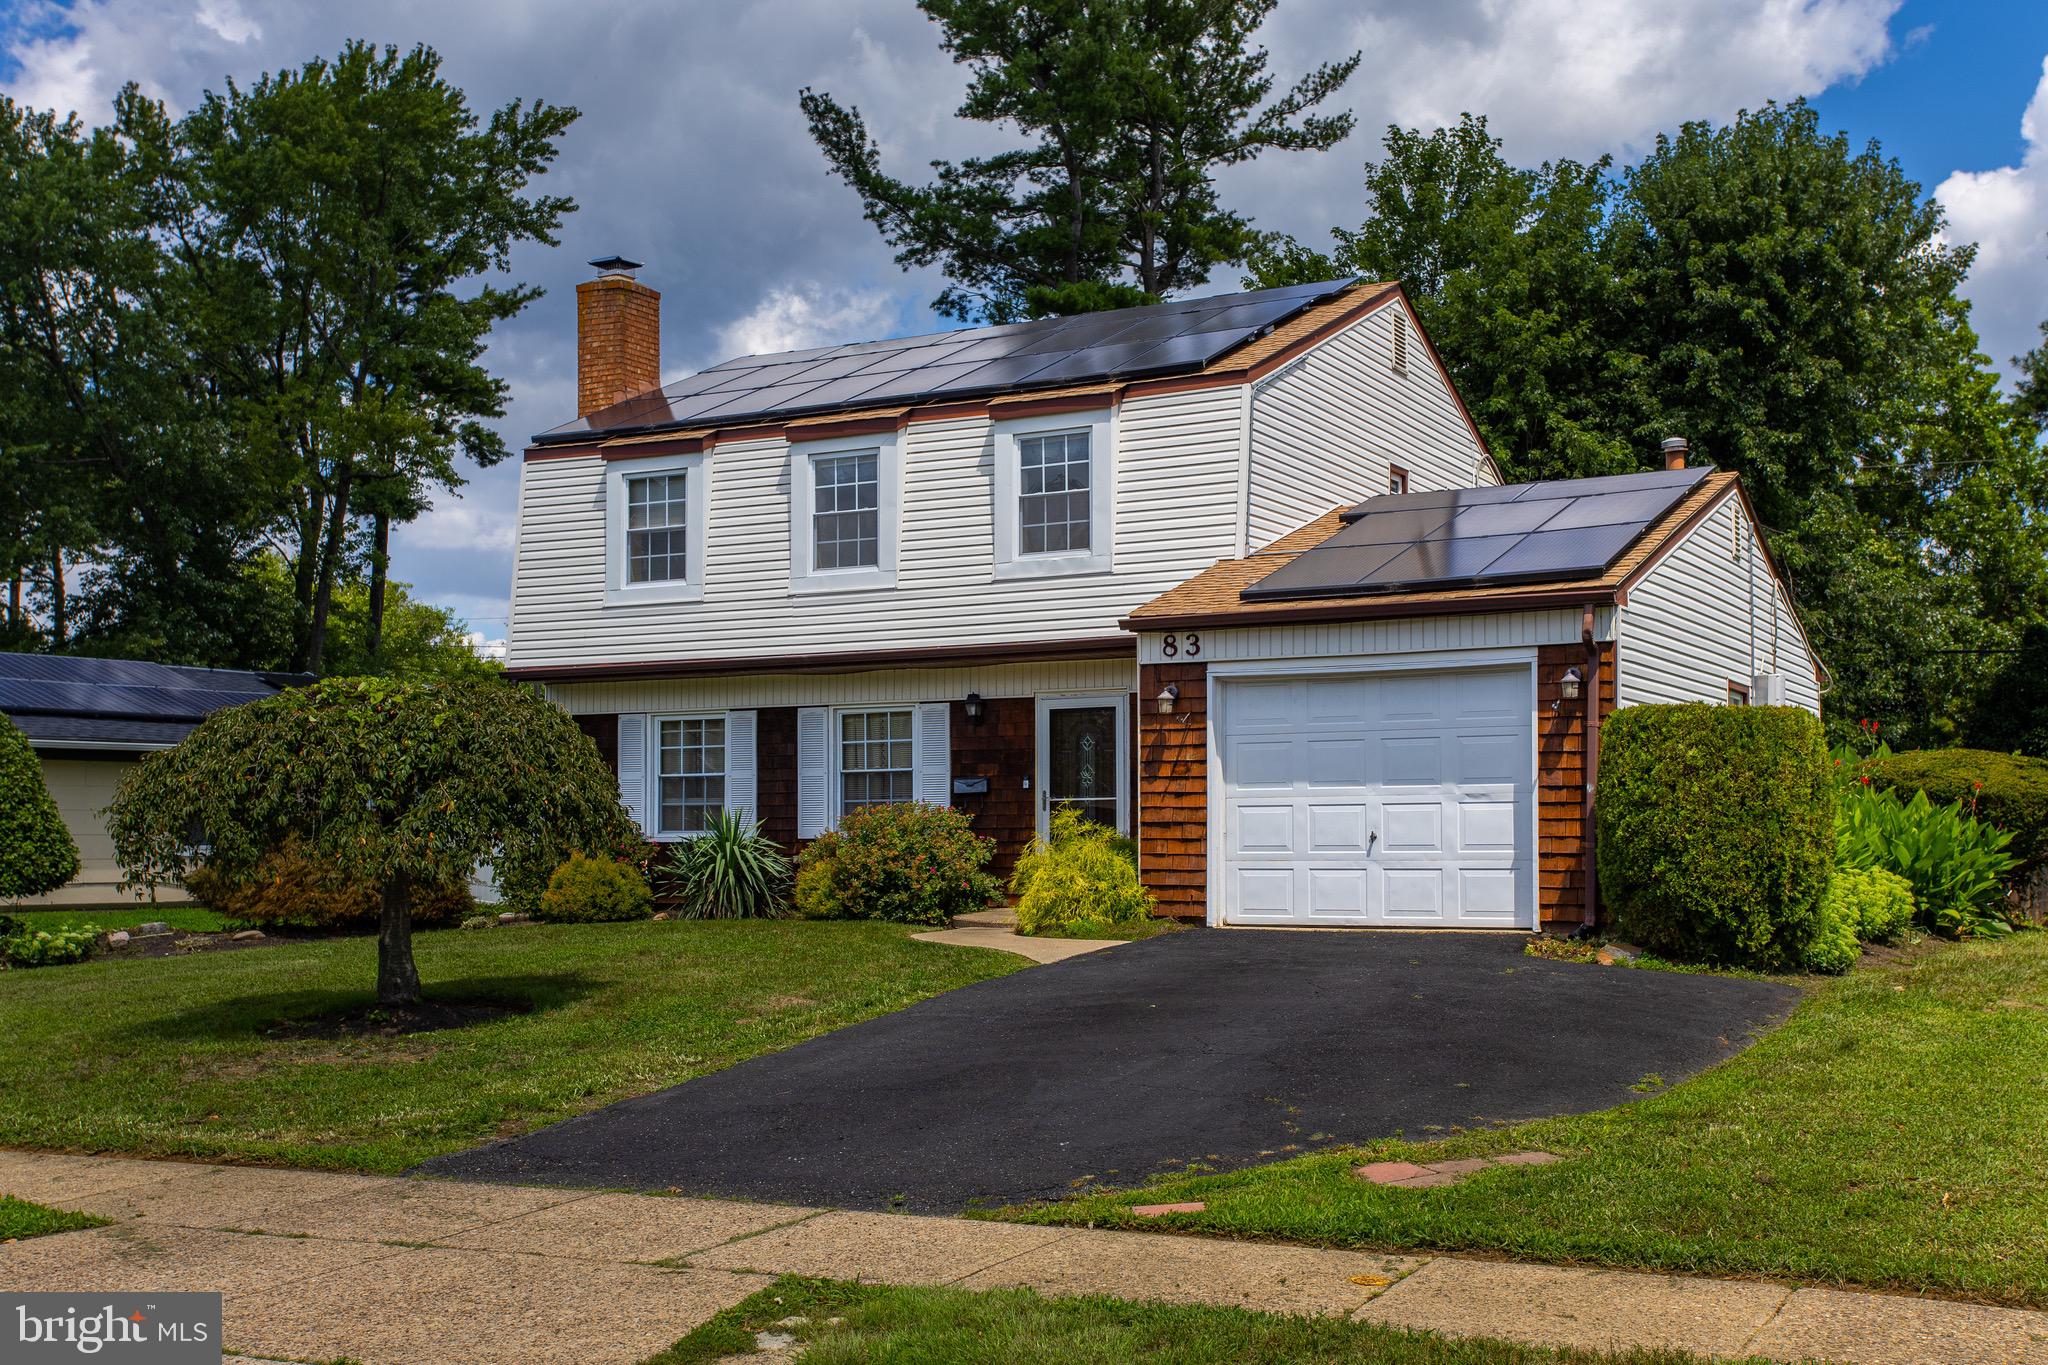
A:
[645,1275,1751,1365]
[0,920,1024,1174]
[998,934,2048,1311]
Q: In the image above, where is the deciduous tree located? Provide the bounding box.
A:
[109,678,633,1005]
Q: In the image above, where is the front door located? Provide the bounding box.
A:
[1036,694,1129,837]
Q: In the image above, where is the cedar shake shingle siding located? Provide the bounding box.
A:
[1537,642,1616,931]
[948,695,1037,878]
[1138,662,1208,920]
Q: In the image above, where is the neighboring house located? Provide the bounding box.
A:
[0,653,299,905]
[508,260,1821,933]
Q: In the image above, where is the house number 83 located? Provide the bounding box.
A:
[1158,632,1201,658]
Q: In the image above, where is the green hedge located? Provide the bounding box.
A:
[1862,748,2048,872]
[1595,703,1835,969]
[0,720,79,899]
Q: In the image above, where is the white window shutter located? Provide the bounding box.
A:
[725,710,757,825]
[916,701,951,806]
[796,707,829,838]
[616,713,649,834]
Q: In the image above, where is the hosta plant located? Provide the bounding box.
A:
[1836,783,2018,937]
[656,812,792,919]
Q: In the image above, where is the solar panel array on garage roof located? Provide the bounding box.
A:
[1242,465,1711,601]
[0,652,296,728]
[535,278,1362,443]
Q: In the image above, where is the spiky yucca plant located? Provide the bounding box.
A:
[657,812,793,919]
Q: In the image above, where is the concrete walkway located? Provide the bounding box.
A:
[909,906,1128,963]
[5,1153,2047,1365]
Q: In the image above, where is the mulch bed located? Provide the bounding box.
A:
[99,929,280,960]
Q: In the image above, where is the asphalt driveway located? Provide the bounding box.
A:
[422,929,1796,1212]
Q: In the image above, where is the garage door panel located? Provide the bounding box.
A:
[1458,868,1522,923]
[1304,737,1369,786]
[1380,736,1443,785]
[1307,804,1369,853]
[1381,802,1443,853]
[1234,803,1295,854]
[1307,867,1367,915]
[1218,665,1532,929]
[1381,868,1444,920]
[1234,868,1296,917]
[1458,800,1517,852]
[1380,674,1441,722]
[1233,680,1297,729]
[1231,738,1296,788]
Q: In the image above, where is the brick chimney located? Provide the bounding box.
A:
[577,256,660,417]
[1660,435,1690,471]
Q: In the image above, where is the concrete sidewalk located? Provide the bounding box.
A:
[4,1152,2046,1365]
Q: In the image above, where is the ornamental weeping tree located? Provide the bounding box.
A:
[107,677,635,1005]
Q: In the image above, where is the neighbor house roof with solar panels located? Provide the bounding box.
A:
[1125,468,1745,629]
[0,652,305,753]
[535,278,1400,447]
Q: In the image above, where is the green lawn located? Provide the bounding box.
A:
[0,1194,105,1242]
[8,905,231,934]
[646,1277,1742,1365]
[0,920,1022,1172]
[1000,934,2048,1308]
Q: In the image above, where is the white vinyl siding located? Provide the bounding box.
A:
[1245,299,1494,550]
[544,658,1136,715]
[510,384,1242,668]
[1138,608,1611,666]
[1616,494,1822,714]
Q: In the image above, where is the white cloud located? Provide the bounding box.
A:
[714,285,902,361]
[396,498,516,554]
[1936,54,2048,377]
[462,631,507,662]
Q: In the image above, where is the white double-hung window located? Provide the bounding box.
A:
[654,715,726,834]
[837,708,914,816]
[789,432,899,592]
[605,451,707,604]
[992,406,1112,578]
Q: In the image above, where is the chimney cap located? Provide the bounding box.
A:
[588,255,644,276]
[1660,435,1690,470]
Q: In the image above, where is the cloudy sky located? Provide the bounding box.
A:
[4,0,2045,648]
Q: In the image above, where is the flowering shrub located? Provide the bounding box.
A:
[1010,807,1153,935]
[793,802,997,926]
[1835,781,2017,937]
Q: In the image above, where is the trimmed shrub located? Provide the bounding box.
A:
[535,852,652,923]
[1,920,98,968]
[0,719,79,898]
[656,812,792,919]
[1830,865,1915,944]
[1595,703,1834,970]
[1010,807,1153,936]
[1862,748,2048,876]
[184,834,474,930]
[793,802,998,926]
[1801,891,1861,975]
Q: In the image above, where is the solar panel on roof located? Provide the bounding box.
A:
[1246,466,1709,601]
[535,277,1363,443]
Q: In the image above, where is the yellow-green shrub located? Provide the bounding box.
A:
[535,852,651,923]
[1830,865,1915,943]
[1011,807,1153,936]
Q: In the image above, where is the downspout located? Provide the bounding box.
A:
[1581,603,1603,929]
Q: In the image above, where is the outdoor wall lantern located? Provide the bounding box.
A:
[1155,683,1180,715]
[963,692,985,723]
[1558,666,1583,703]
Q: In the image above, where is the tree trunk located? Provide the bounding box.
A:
[366,508,390,669]
[7,575,19,631]
[306,462,354,675]
[48,545,66,647]
[376,874,421,1006]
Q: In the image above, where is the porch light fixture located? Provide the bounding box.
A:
[1558,667,1583,702]
[963,692,984,722]
[1155,683,1180,715]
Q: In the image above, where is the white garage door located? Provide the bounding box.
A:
[1218,667,1534,928]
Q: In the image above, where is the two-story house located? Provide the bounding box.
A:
[507,260,1822,934]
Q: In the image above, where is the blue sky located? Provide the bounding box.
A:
[2,0,2044,649]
